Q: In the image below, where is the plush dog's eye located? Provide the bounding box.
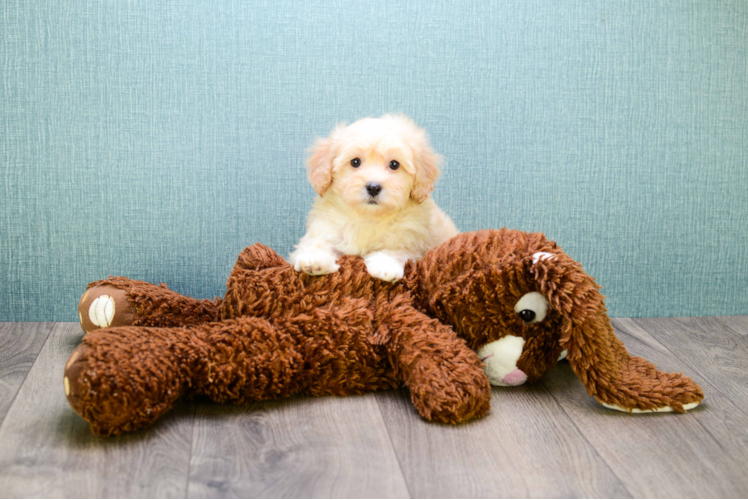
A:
[389,160,400,170]
[351,158,361,168]
[518,310,536,322]
[514,292,548,324]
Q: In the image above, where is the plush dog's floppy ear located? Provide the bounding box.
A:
[530,252,704,413]
[306,127,342,197]
[410,146,442,203]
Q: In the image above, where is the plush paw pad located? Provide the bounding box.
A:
[532,252,556,264]
[78,285,136,333]
[364,253,405,282]
[601,401,701,413]
[293,250,340,276]
[89,295,115,328]
[64,344,92,417]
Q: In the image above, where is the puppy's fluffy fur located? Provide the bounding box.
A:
[290,114,458,281]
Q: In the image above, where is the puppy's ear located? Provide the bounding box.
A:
[531,252,704,413]
[306,129,341,197]
[411,146,442,203]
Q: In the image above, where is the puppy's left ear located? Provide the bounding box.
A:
[306,129,341,197]
[531,251,704,413]
[411,146,442,203]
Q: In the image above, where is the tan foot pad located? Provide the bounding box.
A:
[78,285,136,333]
[64,344,92,417]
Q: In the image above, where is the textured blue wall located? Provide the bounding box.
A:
[2,1,747,321]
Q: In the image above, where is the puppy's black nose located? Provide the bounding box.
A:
[366,183,382,197]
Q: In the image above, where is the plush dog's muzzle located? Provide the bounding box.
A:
[477,291,553,386]
[477,336,528,386]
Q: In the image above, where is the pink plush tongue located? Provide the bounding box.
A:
[501,369,528,386]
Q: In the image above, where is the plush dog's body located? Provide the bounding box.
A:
[291,114,457,282]
[70,244,490,435]
[68,229,704,436]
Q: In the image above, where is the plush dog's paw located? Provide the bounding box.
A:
[78,285,136,334]
[64,343,92,417]
[365,253,405,282]
[292,250,340,275]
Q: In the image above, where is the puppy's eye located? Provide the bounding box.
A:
[514,292,548,324]
[389,160,400,170]
[351,158,361,168]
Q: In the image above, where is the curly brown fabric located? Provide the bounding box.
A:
[65,229,703,436]
[409,229,704,412]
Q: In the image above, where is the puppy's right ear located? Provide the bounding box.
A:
[411,146,442,203]
[306,131,339,197]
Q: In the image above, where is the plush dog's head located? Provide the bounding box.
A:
[306,114,441,215]
[412,229,704,413]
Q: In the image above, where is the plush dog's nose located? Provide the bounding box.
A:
[500,369,528,386]
[366,183,382,197]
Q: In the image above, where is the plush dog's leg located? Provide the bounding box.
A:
[78,277,221,333]
[64,316,303,435]
[377,303,491,423]
[220,243,297,320]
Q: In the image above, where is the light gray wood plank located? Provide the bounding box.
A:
[188,393,410,498]
[539,318,748,498]
[0,323,195,498]
[2,318,745,498]
[0,322,54,424]
[716,316,748,344]
[717,316,748,335]
[377,385,630,498]
[717,315,748,336]
[632,316,748,413]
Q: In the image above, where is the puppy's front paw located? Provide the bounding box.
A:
[292,250,340,276]
[365,253,405,282]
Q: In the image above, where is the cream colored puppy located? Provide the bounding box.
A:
[290,114,458,282]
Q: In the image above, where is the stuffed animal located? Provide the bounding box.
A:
[65,229,703,435]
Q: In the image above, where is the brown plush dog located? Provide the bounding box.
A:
[66,229,703,435]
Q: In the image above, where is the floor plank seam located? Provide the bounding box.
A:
[714,317,748,338]
[539,378,635,499]
[692,412,732,456]
[184,402,197,499]
[375,393,414,499]
[628,318,748,419]
[0,322,56,433]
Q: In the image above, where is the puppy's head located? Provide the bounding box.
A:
[306,114,441,215]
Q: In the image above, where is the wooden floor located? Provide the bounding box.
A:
[0,318,747,498]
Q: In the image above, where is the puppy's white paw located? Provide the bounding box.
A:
[365,253,405,282]
[292,250,340,276]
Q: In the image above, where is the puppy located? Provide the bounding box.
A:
[290,114,458,282]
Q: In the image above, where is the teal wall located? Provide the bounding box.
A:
[2,1,747,321]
